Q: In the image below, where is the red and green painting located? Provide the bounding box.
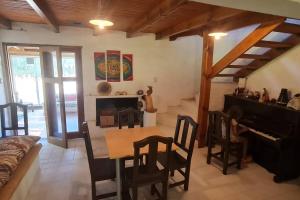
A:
[107,50,121,82]
[94,52,106,80]
[122,54,133,81]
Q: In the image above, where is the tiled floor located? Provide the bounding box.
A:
[26,127,300,200]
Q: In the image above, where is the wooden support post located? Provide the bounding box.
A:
[197,31,214,148]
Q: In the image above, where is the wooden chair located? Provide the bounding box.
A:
[0,103,28,137]
[118,108,144,184]
[157,115,198,191]
[206,111,243,175]
[81,122,117,200]
[123,136,173,200]
[118,108,143,129]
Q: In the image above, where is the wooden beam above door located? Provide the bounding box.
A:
[0,15,12,29]
[25,0,59,33]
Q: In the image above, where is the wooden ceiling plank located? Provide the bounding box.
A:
[255,40,292,48]
[0,15,12,29]
[25,0,59,32]
[126,0,188,38]
[274,22,300,35]
[209,18,285,78]
[156,7,244,39]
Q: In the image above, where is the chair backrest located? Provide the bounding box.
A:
[0,103,28,137]
[81,122,95,175]
[208,111,231,144]
[174,115,198,161]
[133,136,173,182]
[118,108,144,129]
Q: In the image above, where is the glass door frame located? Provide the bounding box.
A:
[61,46,84,139]
[2,43,84,141]
[41,46,68,147]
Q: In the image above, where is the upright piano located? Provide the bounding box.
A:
[224,95,300,182]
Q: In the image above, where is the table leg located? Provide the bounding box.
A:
[116,158,122,200]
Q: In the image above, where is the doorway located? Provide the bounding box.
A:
[4,44,84,148]
[6,45,47,138]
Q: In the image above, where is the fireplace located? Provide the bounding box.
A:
[96,96,139,127]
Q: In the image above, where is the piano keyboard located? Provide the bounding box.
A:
[239,124,280,142]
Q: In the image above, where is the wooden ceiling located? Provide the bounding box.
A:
[1,0,300,79]
[0,0,285,39]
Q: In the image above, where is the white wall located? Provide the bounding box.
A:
[246,45,300,99]
[0,23,200,129]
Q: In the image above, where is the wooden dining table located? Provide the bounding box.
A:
[105,126,177,200]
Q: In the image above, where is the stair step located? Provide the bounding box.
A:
[180,99,197,113]
[274,23,300,35]
[216,74,235,77]
[239,54,272,60]
[255,40,292,48]
[157,98,198,128]
[157,113,178,127]
[227,65,258,69]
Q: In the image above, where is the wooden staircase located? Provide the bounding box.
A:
[209,19,300,80]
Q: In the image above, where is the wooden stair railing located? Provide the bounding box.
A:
[209,20,300,79]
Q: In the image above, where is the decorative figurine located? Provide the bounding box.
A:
[142,86,157,113]
[261,88,270,103]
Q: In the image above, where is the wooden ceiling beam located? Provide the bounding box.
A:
[169,12,283,41]
[169,27,202,41]
[274,22,300,35]
[209,13,283,34]
[254,40,292,48]
[209,18,285,78]
[0,15,12,29]
[25,0,59,33]
[156,7,244,40]
[126,0,188,38]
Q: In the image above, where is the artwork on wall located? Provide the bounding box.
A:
[122,54,133,81]
[94,52,106,80]
[107,50,121,82]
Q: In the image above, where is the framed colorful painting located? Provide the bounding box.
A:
[107,50,121,82]
[123,54,133,81]
[94,52,106,80]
